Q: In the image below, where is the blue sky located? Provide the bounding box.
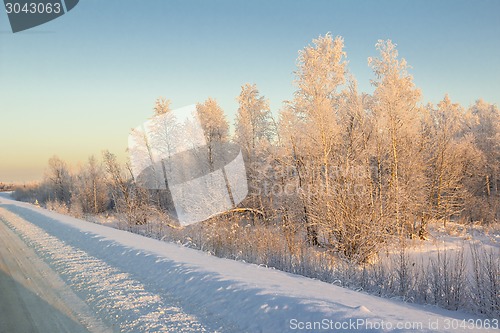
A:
[1,0,499,182]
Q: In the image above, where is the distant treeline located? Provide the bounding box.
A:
[0,183,14,192]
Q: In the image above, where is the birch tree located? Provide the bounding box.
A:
[46,155,72,205]
[235,83,273,155]
[463,99,500,222]
[279,33,347,246]
[74,156,109,214]
[368,40,423,235]
[293,33,346,193]
[235,83,274,212]
[424,95,470,225]
[196,98,230,171]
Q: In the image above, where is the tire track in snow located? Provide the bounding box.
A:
[0,208,208,333]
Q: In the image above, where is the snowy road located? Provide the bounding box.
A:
[0,211,110,333]
[0,193,498,333]
[0,203,209,333]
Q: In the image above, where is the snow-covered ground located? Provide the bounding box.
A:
[0,193,498,332]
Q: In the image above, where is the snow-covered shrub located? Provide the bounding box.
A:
[427,248,467,310]
[469,245,500,318]
[46,199,70,214]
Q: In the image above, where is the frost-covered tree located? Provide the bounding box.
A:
[196,98,229,171]
[423,95,472,226]
[235,83,275,211]
[102,150,152,227]
[46,155,72,205]
[129,97,179,212]
[154,97,171,116]
[278,33,347,246]
[325,80,388,262]
[368,39,423,235]
[73,156,109,214]
[293,33,346,193]
[235,83,273,154]
[463,99,500,222]
[103,150,130,209]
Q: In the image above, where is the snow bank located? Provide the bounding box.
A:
[0,194,496,332]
